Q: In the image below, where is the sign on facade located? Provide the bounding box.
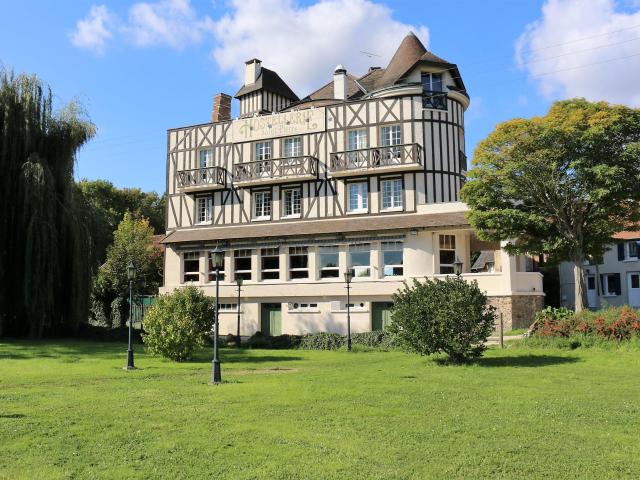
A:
[231,107,326,142]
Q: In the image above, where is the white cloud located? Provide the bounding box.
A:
[516,0,640,106]
[124,0,214,49]
[210,0,429,95]
[69,4,114,54]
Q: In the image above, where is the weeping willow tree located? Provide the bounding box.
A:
[0,69,99,338]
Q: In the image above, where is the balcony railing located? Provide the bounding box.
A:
[177,166,226,191]
[422,90,447,110]
[233,156,319,185]
[329,144,423,176]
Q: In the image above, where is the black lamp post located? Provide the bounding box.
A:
[235,276,243,348]
[211,246,224,385]
[344,268,353,351]
[453,257,463,277]
[125,261,136,370]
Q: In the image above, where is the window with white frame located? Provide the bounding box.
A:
[207,250,225,282]
[349,243,371,278]
[234,249,252,281]
[347,129,367,165]
[218,303,238,311]
[289,302,318,312]
[283,137,302,158]
[381,178,403,210]
[261,247,280,280]
[253,191,272,220]
[283,188,301,217]
[626,241,639,260]
[421,72,443,92]
[439,234,456,274]
[255,141,272,177]
[196,196,212,224]
[319,245,339,278]
[382,241,403,277]
[199,148,213,168]
[347,181,368,213]
[183,251,200,283]
[289,246,309,279]
[381,125,401,161]
[601,273,621,296]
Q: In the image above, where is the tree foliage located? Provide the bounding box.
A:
[142,286,214,361]
[461,99,640,310]
[0,69,99,337]
[91,212,162,327]
[389,277,496,362]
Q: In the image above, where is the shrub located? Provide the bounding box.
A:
[389,276,496,363]
[299,332,344,350]
[142,286,214,361]
[245,332,302,349]
[351,330,398,350]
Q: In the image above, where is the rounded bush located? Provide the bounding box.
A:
[299,332,344,350]
[389,276,496,362]
[142,286,214,361]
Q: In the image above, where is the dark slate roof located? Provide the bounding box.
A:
[306,73,361,100]
[234,67,299,101]
[471,251,496,271]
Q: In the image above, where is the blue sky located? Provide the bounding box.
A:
[1,0,639,194]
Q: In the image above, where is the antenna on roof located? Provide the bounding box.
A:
[360,50,381,58]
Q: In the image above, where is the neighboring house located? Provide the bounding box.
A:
[161,33,544,334]
[559,231,640,309]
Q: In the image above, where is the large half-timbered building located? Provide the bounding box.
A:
[161,33,544,334]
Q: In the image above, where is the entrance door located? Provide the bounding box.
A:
[260,303,282,336]
[372,302,394,331]
[586,275,598,309]
[628,272,640,308]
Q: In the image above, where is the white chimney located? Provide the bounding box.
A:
[333,64,347,100]
[244,58,262,85]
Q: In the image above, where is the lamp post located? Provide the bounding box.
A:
[344,268,353,351]
[211,246,225,385]
[125,261,136,370]
[453,257,463,277]
[235,277,243,348]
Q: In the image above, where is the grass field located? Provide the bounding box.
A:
[1,340,638,479]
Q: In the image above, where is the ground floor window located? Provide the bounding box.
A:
[439,234,456,274]
[349,243,371,278]
[319,245,339,278]
[217,303,237,311]
[382,241,403,276]
[289,246,309,279]
[289,302,318,312]
[601,273,621,296]
[234,249,252,281]
[183,251,199,283]
[261,247,280,280]
[207,251,225,282]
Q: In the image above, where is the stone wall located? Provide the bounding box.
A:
[488,294,544,331]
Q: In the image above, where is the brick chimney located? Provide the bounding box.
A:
[211,93,232,123]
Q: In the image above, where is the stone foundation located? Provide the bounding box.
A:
[488,295,544,331]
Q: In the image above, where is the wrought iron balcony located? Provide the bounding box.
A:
[329,144,423,177]
[177,166,227,192]
[233,156,319,186]
[422,90,447,110]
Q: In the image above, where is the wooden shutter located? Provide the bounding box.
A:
[613,273,622,295]
[617,243,625,261]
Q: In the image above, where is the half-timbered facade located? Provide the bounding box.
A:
[161,33,544,334]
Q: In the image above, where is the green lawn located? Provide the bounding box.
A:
[1,341,638,479]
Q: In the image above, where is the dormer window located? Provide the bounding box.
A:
[421,72,443,92]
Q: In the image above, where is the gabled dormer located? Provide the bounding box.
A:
[234,59,299,117]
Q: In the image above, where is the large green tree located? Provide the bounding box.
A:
[0,70,99,337]
[461,99,640,311]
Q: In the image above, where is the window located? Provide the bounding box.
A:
[349,243,371,278]
[283,137,302,157]
[253,191,272,219]
[601,273,621,296]
[439,235,456,274]
[183,251,199,283]
[381,178,403,210]
[347,182,368,213]
[199,149,213,168]
[382,241,403,277]
[218,303,238,311]
[255,141,272,177]
[289,246,309,279]
[207,251,225,282]
[196,196,212,224]
[381,125,401,162]
[319,246,339,278]
[347,129,367,165]
[283,188,301,217]
[261,247,280,280]
[234,249,252,281]
[421,72,443,92]
[627,241,639,260]
[289,302,318,312]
